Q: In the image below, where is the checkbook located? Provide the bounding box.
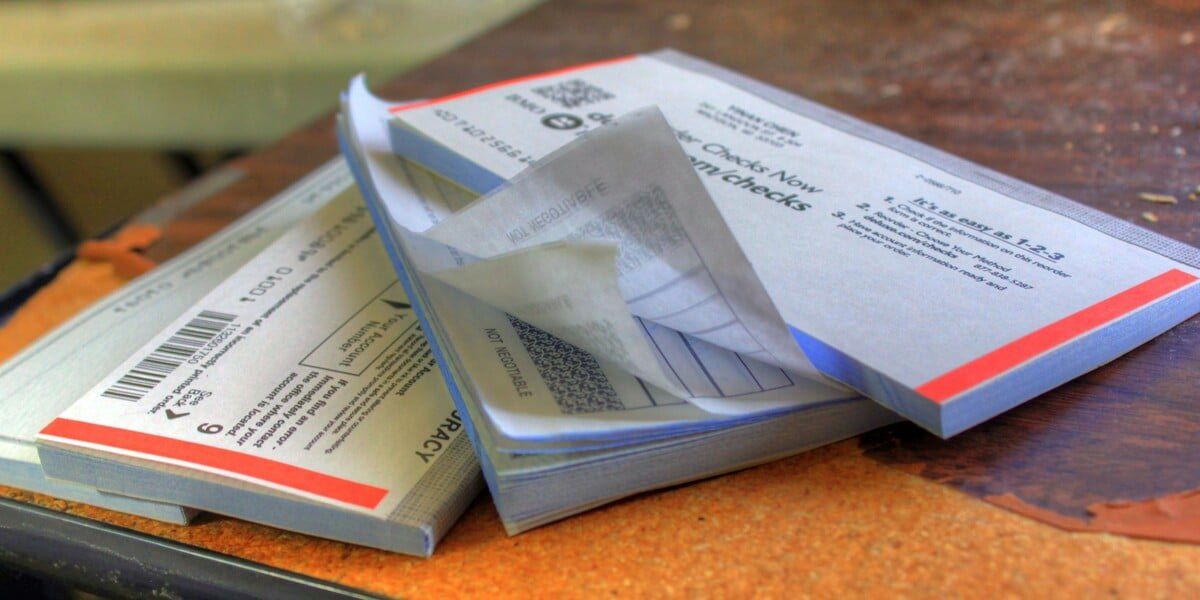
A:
[0,163,341,524]
[37,176,482,556]
[338,49,1200,532]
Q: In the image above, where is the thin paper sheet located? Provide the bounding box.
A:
[422,107,824,409]
[341,79,851,443]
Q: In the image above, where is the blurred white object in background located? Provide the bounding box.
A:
[0,0,540,289]
[0,0,542,146]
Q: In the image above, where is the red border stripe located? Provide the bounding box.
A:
[389,55,637,114]
[40,418,388,509]
[917,268,1198,403]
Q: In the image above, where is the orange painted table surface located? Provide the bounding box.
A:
[4,1,1200,596]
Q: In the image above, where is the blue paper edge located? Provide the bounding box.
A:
[792,278,1200,436]
[388,121,505,195]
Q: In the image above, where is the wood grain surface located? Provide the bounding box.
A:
[5,0,1200,595]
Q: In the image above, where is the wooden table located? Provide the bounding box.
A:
[3,1,1199,597]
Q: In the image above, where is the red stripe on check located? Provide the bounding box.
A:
[917,269,1198,403]
[389,55,637,114]
[40,418,388,509]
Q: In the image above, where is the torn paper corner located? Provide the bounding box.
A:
[986,491,1200,544]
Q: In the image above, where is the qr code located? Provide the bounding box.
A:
[532,78,615,109]
[507,316,625,414]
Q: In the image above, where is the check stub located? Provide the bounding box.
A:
[40,190,463,513]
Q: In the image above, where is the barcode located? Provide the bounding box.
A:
[100,310,236,402]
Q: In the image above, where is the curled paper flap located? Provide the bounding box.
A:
[343,78,839,418]
[421,108,826,410]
